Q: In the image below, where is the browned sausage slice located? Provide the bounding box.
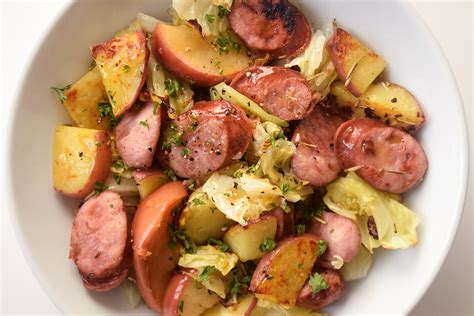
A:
[115,101,163,169]
[229,0,311,58]
[335,118,428,193]
[158,100,253,179]
[297,269,346,310]
[307,211,361,269]
[291,106,344,187]
[231,66,315,121]
[69,190,130,291]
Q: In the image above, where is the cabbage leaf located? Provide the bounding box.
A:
[340,246,372,281]
[178,245,239,276]
[323,172,418,252]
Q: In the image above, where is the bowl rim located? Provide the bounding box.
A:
[4,0,469,314]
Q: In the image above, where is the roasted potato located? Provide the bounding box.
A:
[132,182,188,313]
[53,125,111,198]
[249,235,319,307]
[179,189,234,245]
[223,215,277,262]
[152,22,254,86]
[132,169,169,199]
[92,31,149,117]
[202,295,261,316]
[327,28,386,97]
[63,67,109,129]
[163,272,220,316]
[331,80,425,131]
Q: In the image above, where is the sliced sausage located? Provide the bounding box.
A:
[231,66,315,121]
[158,100,252,179]
[308,211,361,269]
[297,269,346,310]
[69,190,130,291]
[115,101,163,169]
[269,207,294,240]
[291,106,344,187]
[334,118,428,193]
[229,0,311,58]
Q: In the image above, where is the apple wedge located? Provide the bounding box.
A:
[63,67,109,129]
[152,22,254,86]
[132,182,188,313]
[327,28,386,97]
[92,31,149,117]
[163,272,220,316]
[53,125,111,198]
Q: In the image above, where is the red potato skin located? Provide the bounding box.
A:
[152,24,227,87]
[307,211,361,269]
[115,101,164,168]
[268,207,294,240]
[162,273,193,316]
[132,182,188,313]
[297,269,346,310]
[55,131,112,199]
[69,191,130,291]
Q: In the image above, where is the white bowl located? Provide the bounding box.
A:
[5,0,469,315]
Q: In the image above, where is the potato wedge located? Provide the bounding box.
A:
[327,28,386,97]
[249,235,319,308]
[132,182,188,313]
[152,22,254,86]
[179,188,234,245]
[53,125,111,198]
[331,81,425,131]
[63,67,109,129]
[132,169,170,199]
[202,295,262,316]
[163,272,220,316]
[92,31,149,117]
[223,216,277,262]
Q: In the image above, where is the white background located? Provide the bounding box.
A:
[0,0,472,315]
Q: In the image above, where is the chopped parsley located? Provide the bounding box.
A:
[178,300,184,313]
[295,224,306,235]
[97,101,120,128]
[186,180,196,191]
[164,168,178,181]
[167,225,196,254]
[191,197,205,206]
[259,238,276,253]
[113,174,122,185]
[153,102,160,115]
[165,78,181,98]
[308,272,328,296]
[281,183,290,194]
[217,5,230,17]
[123,64,131,72]
[93,182,108,196]
[317,240,328,256]
[216,31,241,55]
[139,120,149,129]
[208,238,230,252]
[181,147,192,157]
[205,13,215,24]
[197,266,217,282]
[51,85,71,104]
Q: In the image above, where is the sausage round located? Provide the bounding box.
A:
[115,101,163,169]
[268,207,294,240]
[69,190,130,291]
[297,269,346,310]
[335,118,428,193]
[229,0,311,58]
[291,106,344,187]
[158,100,253,179]
[308,211,361,269]
[230,66,315,121]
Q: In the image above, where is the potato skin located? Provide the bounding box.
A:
[327,28,386,97]
[163,272,220,316]
[53,126,111,198]
[249,234,319,307]
[132,182,188,313]
[297,269,346,310]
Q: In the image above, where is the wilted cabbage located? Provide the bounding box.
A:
[178,245,239,276]
[323,172,418,252]
[340,246,373,282]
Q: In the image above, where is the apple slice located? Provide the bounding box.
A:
[152,22,254,87]
[92,31,149,117]
[53,125,111,198]
[132,182,188,313]
[63,67,109,129]
[327,28,386,97]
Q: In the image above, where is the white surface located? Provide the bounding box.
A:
[0,0,472,315]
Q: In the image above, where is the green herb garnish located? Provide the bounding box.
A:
[51,85,71,104]
[308,272,328,296]
[259,238,276,253]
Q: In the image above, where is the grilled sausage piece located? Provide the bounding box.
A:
[231,66,315,121]
[291,106,344,187]
[115,101,163,169]
[158,100,253,179]
[297,269,346,310]
[307,211,361,269]
[229,0,311,58]
[69,191,130,291]
[334,118,428,193]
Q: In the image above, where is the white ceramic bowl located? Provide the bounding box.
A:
[5,0,469,315]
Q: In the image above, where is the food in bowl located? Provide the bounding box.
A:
[51,0,428,314]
